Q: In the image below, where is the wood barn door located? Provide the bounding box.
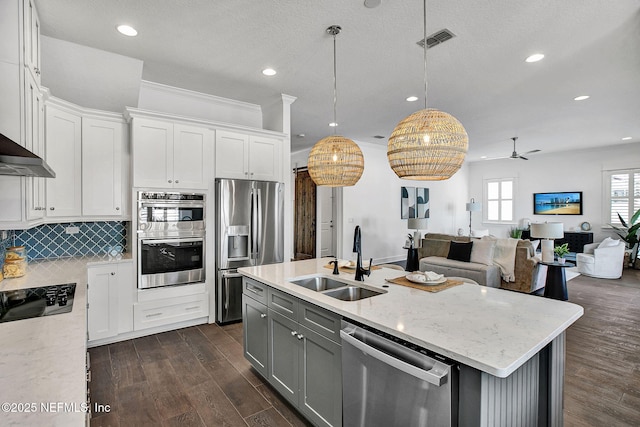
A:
[294,169,316,260]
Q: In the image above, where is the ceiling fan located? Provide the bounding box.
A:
[485,137,541,160]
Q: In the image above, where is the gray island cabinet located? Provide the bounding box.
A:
[243,277,343,427]
[239,258,583,427]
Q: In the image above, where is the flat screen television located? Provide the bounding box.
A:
[533,191,583,215]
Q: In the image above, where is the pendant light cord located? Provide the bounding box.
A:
[423,0,428,109]
[332,30,338,135]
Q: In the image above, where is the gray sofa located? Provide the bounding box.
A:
[417,233,545,292]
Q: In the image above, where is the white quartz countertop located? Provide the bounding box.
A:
[239,258,584,378]
[0,255,132,427]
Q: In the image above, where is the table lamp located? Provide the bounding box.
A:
[465,198,482,237]
[408,218,428,247]
[530,222,564,263]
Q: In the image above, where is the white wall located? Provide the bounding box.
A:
[292,142,470,264]
[467,142,640,242]
[41,36,143,113]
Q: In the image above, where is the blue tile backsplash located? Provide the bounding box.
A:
[3,222,128,262]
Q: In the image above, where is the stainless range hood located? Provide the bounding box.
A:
[0,132,55,178]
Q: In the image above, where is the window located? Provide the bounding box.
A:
[485,178,515,222]
[606,169,640,225]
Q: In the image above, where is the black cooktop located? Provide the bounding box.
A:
[0,283,76,323]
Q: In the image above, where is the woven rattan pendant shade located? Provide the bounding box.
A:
[388,108,468,180]
[308,135,364,187]
[308,25,364,187]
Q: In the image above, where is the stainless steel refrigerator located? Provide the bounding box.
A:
[215,178,284,324]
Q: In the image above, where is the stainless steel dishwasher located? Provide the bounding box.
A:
[340,320,458,427]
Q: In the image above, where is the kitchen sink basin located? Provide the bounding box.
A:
[322,286,383,301]
[290,276,351,292]
[288,275,384,301]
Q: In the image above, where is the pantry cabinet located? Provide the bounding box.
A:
[45,103,82,218]
[215,130,281,181]
[87,261,134,342]
[82,116,128,217]
[131,118,213,190]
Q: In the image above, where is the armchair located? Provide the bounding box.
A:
[576,239,626,279]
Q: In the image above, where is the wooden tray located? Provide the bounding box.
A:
[385,276,464,293]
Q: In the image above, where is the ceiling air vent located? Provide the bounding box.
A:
[417,28,456,49]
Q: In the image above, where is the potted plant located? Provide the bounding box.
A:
[554,243,570,264]
[609,208,640,268]
[509,227,523,239]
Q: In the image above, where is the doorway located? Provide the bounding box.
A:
[294,169,316,260]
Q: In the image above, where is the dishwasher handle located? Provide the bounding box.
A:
[340,328,449,387]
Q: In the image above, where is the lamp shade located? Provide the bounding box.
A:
[530,222,564,239]
[387,109,468,181]
[308,135,364,187]
[408,217,428,230]
[466,201,481,212]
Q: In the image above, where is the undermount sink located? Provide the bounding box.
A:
[322,286,383,301]
[290,276,350,291]
[289,275,384,301]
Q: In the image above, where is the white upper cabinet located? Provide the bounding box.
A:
[215,130,281,182]
[215,130,249,180]
[249,135,281,182]
[22,0,41,85]
[25,70,45,220]
[132,118,213,190]
[82,117,128,217]
[45,104,82,218]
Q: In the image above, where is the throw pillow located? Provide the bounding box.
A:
[447,241,473,262]
[598,237,620,248]
[470,239,495,265]
[530,239,540,253]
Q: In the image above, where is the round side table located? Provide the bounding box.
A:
[540,261,575,301]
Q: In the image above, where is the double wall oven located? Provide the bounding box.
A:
[137,191,206,289]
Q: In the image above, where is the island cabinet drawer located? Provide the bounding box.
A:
[134,293,209,330]
[243,278,268,305]
[298,300,342,344]
[268,288,298,320]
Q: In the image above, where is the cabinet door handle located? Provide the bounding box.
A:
[168,180,173,183]
[175,180,179,183]
[110,272,115,276]
[146,312,163,318]
[115,207,120,211]
[50,207,55,210]
[290,330,298,336]
[260,313,267,318]
[250,172,254,176]
[244,172,248,175]
[296,334,304,340]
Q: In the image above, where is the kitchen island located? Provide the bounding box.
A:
[239,258,584,427]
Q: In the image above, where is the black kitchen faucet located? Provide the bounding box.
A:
[353,225,372,281]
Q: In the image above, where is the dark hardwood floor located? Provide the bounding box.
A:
[89,268,640,427]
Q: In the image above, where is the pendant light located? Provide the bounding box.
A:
[308,25,364,187]
[387,0,468,180]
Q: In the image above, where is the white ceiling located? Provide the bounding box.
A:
[36,0,640,161]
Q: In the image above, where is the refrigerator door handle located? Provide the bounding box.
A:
[256,188,262,258]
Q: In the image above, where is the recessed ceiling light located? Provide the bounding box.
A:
[329,122,338,127]
[262,68,276,76]
[622,136,632,140]
[480,155,487,159]
[525,53,544,63]
[574,95,590,101]
[406,96,419,102]
[116,25,137,37]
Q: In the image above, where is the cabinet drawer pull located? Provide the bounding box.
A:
[168,180,172,183]
[146,312,163,318]
[50,207,55,210]
[185,306,200,310]
[296,334,304,340]
[116,207,120,211]
[175,180,179,183]
[246,285,263,294]
[260,313,267,318]
[291,330,298,336]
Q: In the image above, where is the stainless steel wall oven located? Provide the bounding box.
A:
[137,191,206,289]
